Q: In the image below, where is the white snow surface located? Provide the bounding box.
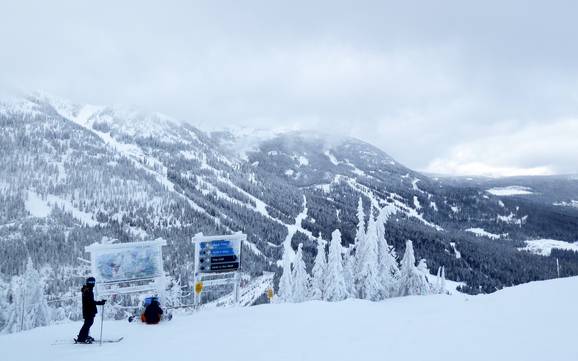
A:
[2,277,578,361]
[449,242,461,259]
[465,227,505,240]
[324,150,340,165]
[487,186,533,196]
[554,200,578,208]
[519,239,578,256]
[24,191,51,218]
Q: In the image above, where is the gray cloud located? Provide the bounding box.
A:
[1,0,578,175]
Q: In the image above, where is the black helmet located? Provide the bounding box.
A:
[86,277,96,286]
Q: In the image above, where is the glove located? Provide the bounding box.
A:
[100,299,107,305]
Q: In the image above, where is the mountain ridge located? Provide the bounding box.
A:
[1,93,578,311]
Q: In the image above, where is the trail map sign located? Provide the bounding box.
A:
[85,238,167,296]
[192,232,245,306]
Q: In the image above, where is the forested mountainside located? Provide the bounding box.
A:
[1,93,578,308]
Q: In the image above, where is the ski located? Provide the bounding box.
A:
[51,337,124,345]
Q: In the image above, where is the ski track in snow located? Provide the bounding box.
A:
[3,277,578,361]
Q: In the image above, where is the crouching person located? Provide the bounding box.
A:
[141,297,164,325]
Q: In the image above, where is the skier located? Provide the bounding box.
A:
[75,277,106,344]
[141,297,164,324]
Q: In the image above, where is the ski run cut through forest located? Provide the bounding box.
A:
[2,94,578,360]
[0,276,576,361]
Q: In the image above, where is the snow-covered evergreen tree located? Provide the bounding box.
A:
[435,266,442,293]
[0,277,10,332]
[353,198,366,297]
[342,245,356,297]
[5,258,50,333]
[376,205,399,298]
[417,259,432,294]
[292,243,310,302]
[325,230,348,301]
[277,243,294,302]
[356,210,381,300]
[161,276,183,308]
[310,239,327,300]
[440,266,446,295]
[398,240,431,297]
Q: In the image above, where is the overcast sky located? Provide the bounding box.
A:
[1,1,578,176]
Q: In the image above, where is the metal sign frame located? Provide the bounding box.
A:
[192,232,245,306]
[85,238,167,296]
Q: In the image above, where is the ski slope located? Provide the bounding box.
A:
[2,277,577,361]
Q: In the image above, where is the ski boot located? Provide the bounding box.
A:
[74,338,93,344]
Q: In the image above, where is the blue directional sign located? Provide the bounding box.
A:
[195,234,243,274]
[200,240,231,249]
[205,247,235,256]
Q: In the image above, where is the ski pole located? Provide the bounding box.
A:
[99,304,104,346]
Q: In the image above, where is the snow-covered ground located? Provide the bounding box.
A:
[486,186,533,196]
[3,277,577,361]
[465,227,506,240]
[519,239,578,256]
[554,200,578,208]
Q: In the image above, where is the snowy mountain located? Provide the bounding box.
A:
[1,276,577,361]
[1,92,578,315]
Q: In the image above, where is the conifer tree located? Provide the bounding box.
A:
[0,277,10,332]
[376,205,399,298]
[398,240,431,297]
[417,259,432,294]
[311,239,327,300]
[357,210,381,300]
[441,266,446,295]
[325,230,348,301]
[342,245,356,297]
[278,243,294,302]
[353,198,366,297]
[5,258,50,332]
[292,243,310,302]
[435,266,442,294]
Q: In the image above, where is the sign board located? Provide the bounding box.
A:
[267,288,274,301]
[195,282,204,295]
[192,232,245,306]
[195,234,243,274]
[85,238,167,295]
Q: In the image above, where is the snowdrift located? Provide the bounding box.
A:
[1,276,577,361]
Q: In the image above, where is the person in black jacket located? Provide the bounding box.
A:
[142,298,164,324]
[76,277,106,343]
